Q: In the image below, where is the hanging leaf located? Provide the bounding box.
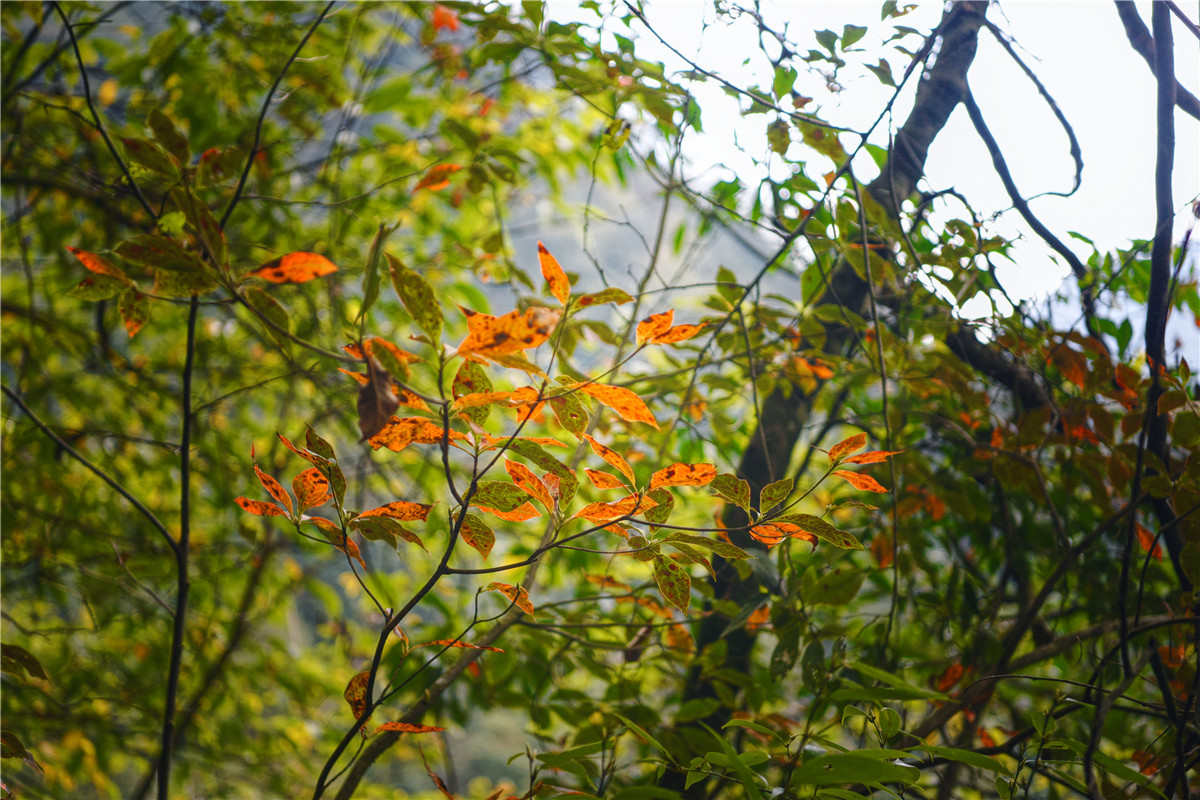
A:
[583,434,636,485]
[388,253,443,343]
[455,306,561,361]
[357,501,433,523]
[292,468,331,512]
[828,432,868,462]
[356,356,400,442]
[117,287,149,337]
[357,223,391,324]
[650,322,706,345]
[832,470,889,493]
[485,582,536,616]
[459,515,495,559]
[573,382,658,428]
[116,234,205,272]
[122,137,178,176]
[343,672,372,738]
[249,252,338,284]
[637,311,674,343]
[148,108,190,164]
[413,162,462,191]
[537,241,570,305]
[69,274,126,301]
[350,516,425,551]
[67,246,130,283]
[653,554,691,612]
[649,463,717,489]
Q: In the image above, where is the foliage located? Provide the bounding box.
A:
[2,2,1197,800]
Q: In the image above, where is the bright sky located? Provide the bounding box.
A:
[549,0,1200,353]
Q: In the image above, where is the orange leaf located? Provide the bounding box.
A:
[573,383,658,428]
[937,662,964,692]
[118,288,149,337]
[649,463,717,489]
[292,468,331,512]
[250,252,338,284]
[413,163,462,192]
[67,246,130,283]
[254,464,293,515]
[664,622,695,653]
[745,605,770,632]
[843,449,905,465]
[451,391,516,412]
[585,468,628,490]
[343,672,372,737]
[374,721,445,734]
[829,432,868,462]
[651,323,706,345]
[870,534,894,568]
[235,497,287,517]
[637,310,674,343]
[749,522,816,550]
[455,306,561,360]
[485,582,536,615]
[582,434,636,485]
[418,639,504,653]
[430,4,460,31]
[368,417,466,452]
[832,470,889,493]
[396,388,429,412]
[507,386,547,423]
[1135,522,1163,561]
[572,494,656,523]
[538,241,570,305]
[305,517,367,569]
[277,432,327,466]
[357,501,433,523]
[342,337,422,365]
[504,459,554,510]
[476,502,540,521]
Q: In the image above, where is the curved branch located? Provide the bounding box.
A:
[1113,1,1200,120]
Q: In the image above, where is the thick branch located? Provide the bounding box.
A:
[1113,1,1200,120]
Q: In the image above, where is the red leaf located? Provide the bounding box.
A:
[431,4,460,31]
[832,470,889,493]
[414,163,462,192]
[249,252,338,284]
[254,464,293,515]
[1135,522,1163,561]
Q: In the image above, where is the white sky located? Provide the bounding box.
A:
[547,0,1200,354]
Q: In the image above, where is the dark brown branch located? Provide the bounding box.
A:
[1114,1,1200,120]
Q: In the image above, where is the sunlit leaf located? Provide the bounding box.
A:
[357,501,433,523]
[832,470,888,493]
[475,502,540,521]
[455,306,561,361]
[772,513,863,549]
[828,432,868,462]
[538,241,570,305]
[417,639,503,653]
[548,393,589,438]
[663,532,751,560]
[572,494,656,523]
[573,382,658,428]
[413,162,461,191]
[649,462,716,489]
[249,252,338,284]
[485,582,535,615]
[505,459,554,510]
[292,468,331,512]
[575,287,634,308]
[585,469,628,490]
[711,473,751,510]
[842,449,905,465]
[583,434,636,485]
[368,417,466,452]
[637,310,674,344]
[650,322,705,345]
[253,464,293,515]
[373,721,445,734]
[749,522,817,550]
[758,477,794,513]
[452,360,493,426]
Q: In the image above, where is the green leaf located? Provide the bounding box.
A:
[122,137,178,176]
[351,515,425,551]
[1,644,48,682]
[911,746,1012,777]
[459,514,494,559]
[116,235,205,272]
[453,359,493,427]
[652,554,691,612]
[471,481,530,512]
[503,439,579,506]
[69,274,126,301]
[643,487,674,529]
[574,287,633,308]
[148,107,190,164]
[801,565,865,605]
[711,473,751,510]
[387,252,442,343]
[772,514,863,549]
[700,724,765,800]
[758,477,793,513]
[242,286,291,354]
[790,752,919,787]
[357,223,392,327]
[609,712,674,762]
[662,532,750,560]
[153,268,217,297]
[723,719,783,740]
[548,393,589,438]
[841,24,868,48]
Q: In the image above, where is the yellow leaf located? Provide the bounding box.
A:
[574,383,658,428]
[476,502,540,521]
[637,310,674,343]
[98,78,118,106]
[485,582,536,615]
[504,459,555,510]
[455,306,561,360]
[572,494,656,523]
[537,241,570,305]
[250,252,338,284]
[842,449,904,465]
[585,468,628,490]
[582,434,636,485]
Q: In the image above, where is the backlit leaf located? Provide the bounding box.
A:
[235,497,287,517]
[758,477,794,513]
[357,501,433,523]
[368,417,466,452]
[357,223,390,324]
[649,462,716,489]
[373,722,445,734]
[417,639,503,653]
[538,241,570,305]
[343,672,372,735]
[278,432,328,466]
[350,516,425,551]
[644,487,674,529]
[574,382,658,428]
[471,481,532,512]
[843,449,905,465]
[586,469,628,490]
[503,439,579,506]
[69,274,125,301]
[68,246,129,283]
[583,434,636,485]
[476,502,540,521]
[772,513,864,549]
[456,306,561,360]
[292,468,331,512]
[453,360,493,426]
[650,322,706,345]
[637,310,674,343]
[548,393,589,438]
[249,252,338,284]
[653,554,691,612]
[573,494,656,523]
[749,522,817,550]
[832,470,889,493]
[485,582,535,615]
[413,162,461,191]
[388,254,443,343]
[505,459,554,510]
[828,432,868,462]
[663,532,751,560]
[117,287,149,337]
[459,515,494,559]
[1135,522,1163,560]
[253,464,293,515]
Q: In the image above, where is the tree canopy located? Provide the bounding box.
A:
[2,2,1198,799]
